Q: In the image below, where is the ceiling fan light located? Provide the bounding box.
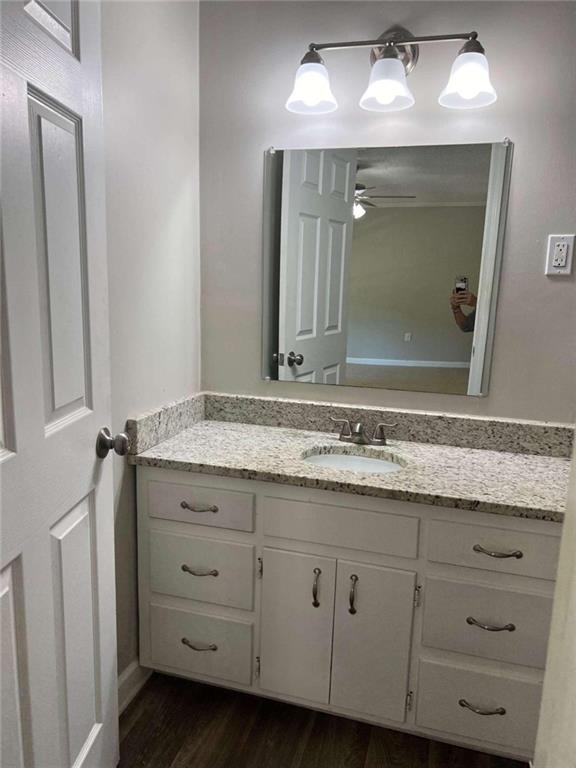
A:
[438,50,497,109]
[353,202,367,219]
[285,62,338,114]
[359,58,415,112]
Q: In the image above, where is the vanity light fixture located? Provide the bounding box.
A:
[286,25,497,114]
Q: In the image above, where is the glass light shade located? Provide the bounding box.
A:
[285,62,338,114]
[438,51,497,109]
[359,58,415,112]
[353,202,366,220]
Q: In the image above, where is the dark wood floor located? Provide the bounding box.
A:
[120,674,527,768]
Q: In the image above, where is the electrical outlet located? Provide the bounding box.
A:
[404,332,412,342]
[545,234,574,276]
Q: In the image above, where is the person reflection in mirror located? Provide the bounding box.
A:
[450,290,477,332]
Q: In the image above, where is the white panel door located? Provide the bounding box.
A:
[330,561,416,722]
[260,548,336,703]
[1,2,118,767]
[279,149,357,384]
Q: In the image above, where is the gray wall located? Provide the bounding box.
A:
[102,0,200,677]
[200,1,576,423]
[347,206,484,363]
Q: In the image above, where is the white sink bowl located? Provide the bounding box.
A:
[303,448,404,475]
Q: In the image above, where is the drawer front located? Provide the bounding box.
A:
[422,578,552,668]
[428,520,559,580]
[150,604,253,685]
[148,480,254,532]
[416,659,542,753]
[262,497,419,559]
[150,531,254,610]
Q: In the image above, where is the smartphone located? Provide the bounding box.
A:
[455,276,469,294]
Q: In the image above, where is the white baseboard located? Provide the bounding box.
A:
[346,357,471,369]
[117,659,153,715]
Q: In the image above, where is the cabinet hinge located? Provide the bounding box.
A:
[406,690,414,712]
[257,556,263,578]
[255,656,261,679]
[413,584,422,608]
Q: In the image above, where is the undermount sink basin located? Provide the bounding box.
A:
[302,447,405,475]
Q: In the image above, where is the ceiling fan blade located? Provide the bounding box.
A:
[363,201,377,208]
[367,195,417,199]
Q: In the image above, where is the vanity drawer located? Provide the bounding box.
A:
[428,520,559,580]
[150,604,253,685]
[148,480,255,532]
[150,530,254,610]
[262,497,419,559]
[422,577,552,668]
[416,659,541,753]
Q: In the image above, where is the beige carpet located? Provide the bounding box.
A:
[343,364,469,395]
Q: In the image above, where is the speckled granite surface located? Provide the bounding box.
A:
[126,394,205,454]
[129,421,570,522]
[204,393,574,458]
[127,392,574,458]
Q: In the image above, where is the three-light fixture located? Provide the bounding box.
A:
[286,25,497,114]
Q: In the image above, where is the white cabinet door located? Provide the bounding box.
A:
[331,561,416,722]
[1,2,117,766]
[278,149,357,384]
[260,548,336,703]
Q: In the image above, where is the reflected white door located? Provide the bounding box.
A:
[1,2,118,767]
[279,149,357,384]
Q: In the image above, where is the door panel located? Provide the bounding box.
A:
[1,2,117,766]
[279,149,357,383]
[331,561,416,721]
[1,561,29,768]
[260,548,336,703]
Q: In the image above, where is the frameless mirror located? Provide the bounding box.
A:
[262,141,512,396]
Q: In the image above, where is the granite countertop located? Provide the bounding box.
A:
[129,421,570,522]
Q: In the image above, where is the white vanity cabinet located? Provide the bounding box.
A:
[137,466,561,762]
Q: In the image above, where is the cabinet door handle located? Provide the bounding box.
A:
[459,698,506,716]
[180,501,219,513]
[181,637,218,652]
[466,616,515,632]
[181,564,219,577]
[472,544,523,559]
[348,574,359,615]
[312,567,321,607]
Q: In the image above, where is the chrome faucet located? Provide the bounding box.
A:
[330,418,397,446]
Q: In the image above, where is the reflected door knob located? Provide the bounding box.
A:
[287,351,304,367]
[96,427,130,459]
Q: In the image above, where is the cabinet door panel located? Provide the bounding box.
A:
[260,548,336,703]
[331,561,416,721]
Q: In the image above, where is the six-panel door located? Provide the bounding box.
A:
[330,561,416,721]
[260,548,336,703]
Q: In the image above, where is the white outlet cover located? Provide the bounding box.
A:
[545,234,574,276]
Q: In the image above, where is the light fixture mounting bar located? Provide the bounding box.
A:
[309,31,478,53]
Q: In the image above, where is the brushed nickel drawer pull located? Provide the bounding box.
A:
[181,564,219,577]
[312,567,321,607]
[181,637,218,652]
[459,698,506,716]
[466,616,516,632]
[472,544,523,559]
[348,574,359,615]
[180,501,219,514]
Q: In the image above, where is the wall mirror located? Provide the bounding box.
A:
[262,141,513,396]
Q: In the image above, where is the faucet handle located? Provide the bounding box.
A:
[330,417,352,439]
[371,422,398,446]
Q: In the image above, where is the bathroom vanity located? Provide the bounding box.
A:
[132,414,568,762]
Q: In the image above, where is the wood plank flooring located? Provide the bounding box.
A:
[119,674,527,768]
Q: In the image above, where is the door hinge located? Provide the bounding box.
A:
[413,584,422,608]
[406,690,414,712]
[255,656,261,679]
[257,556,263,578]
